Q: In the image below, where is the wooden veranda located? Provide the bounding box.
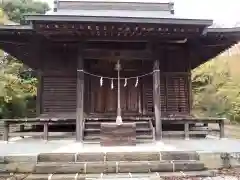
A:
[0,0,240,142]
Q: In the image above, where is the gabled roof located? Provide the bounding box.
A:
[54,0,174,13]
[0,0,240,70]
[25,0,212,26]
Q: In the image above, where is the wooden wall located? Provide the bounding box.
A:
[40,47,77,114]
[37,43,191,117]
[142,73,190,116]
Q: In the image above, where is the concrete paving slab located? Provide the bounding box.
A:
[0,137,240,156]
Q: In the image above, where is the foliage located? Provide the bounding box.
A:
[1,0,49,23]
[192,54,240,122]
[0,55,37,118]
[0,0,48,118]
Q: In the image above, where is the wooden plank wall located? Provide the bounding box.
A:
[142,73,190,116]
[40,49,77,114]
[41,72,77,113]
[37,44,190,117]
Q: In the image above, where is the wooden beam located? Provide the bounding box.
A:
[36,70,42,116]
[153,59,162,140]
[3,121,9,141]
[219,121,225,139]
[43,122,48,141]
[83,49,151,60]
[76,44,84,142]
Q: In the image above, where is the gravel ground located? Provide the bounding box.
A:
[159,168,240,180]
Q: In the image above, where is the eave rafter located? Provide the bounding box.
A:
[0,24,239,70]
[0,31,41,69]
[189,38,237,69]
[34,22,205,41]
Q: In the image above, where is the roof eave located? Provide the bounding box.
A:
[24,14,213,26]
[206,27,240,42]
[0,25,33,31]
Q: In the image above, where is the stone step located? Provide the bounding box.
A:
[0,171,215,180]
[2,161,205,173]
[4,152,199,163]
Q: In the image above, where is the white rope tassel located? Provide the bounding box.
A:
[100,77,103,87]
[124,78,127,87]
[111,78,114,89]
[135,77,139,87]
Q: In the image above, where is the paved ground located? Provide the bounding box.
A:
[209,123,240,139]
[0,136,240,155]
[1,137,240,179]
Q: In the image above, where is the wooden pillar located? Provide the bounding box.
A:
[43,122,48,141]
[188,73,193,114]
[76,46,84,142]
[36,70,42,117]
[184,123,189,140]
[219,121,225,139]
[153,60,162,140]
[3,121,9,141]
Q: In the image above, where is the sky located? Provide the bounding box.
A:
[39,0,240,27]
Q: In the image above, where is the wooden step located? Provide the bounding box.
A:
[84,130,152,136]
[84,121,150,129]
[84,128,152,132]
[83,134,153,141]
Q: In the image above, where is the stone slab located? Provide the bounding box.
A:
[86,162,116,173]
[37,153,75,162]
[161,151,200,161]
[118,161,173,173]
[24,174,49,180]
[0,171,216,180]
[0,156,4,163]
[51,174,85,180]
[23,174,85,180]
[35,162,116,174]
[174,161,205,171]
[2,174,29,180]
[76,152,105,162]
[100,122,136,146]
[106,152,160,161]
[5,155,37,163]
[3,161,205,174]
[35,163,85,174]
[2,162,36,173]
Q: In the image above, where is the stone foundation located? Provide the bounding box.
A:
[0,151,220,179]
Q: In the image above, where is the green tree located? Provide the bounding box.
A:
[1,0,49,23]
[0,55,37,118]
[192,54,240,122]
[0,0,48,118]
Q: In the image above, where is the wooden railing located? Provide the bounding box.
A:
[161,117,225,139]
[0,117,76,141]
[148,119,155,141]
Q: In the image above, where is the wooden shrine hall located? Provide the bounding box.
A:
[0,0,240,142]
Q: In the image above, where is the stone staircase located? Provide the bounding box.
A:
[0,151,215,179]
[83,119,154,142]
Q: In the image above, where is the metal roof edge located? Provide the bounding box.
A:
[57,0,171,4]
[24,14,213,26]
[0,25,33,30]
[207,27,240,33]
